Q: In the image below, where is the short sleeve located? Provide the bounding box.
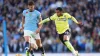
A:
[65,13,72,19]
[50,14,56,20]
[37,11,41,19]
[22,10,25,16]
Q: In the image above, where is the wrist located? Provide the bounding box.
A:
[77,22,80,24]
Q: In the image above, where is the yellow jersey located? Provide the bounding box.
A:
[39,13,78,34]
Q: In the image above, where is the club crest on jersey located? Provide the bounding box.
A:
[57,15,67,21]
[57,18,66,21]
[26,11,28,14]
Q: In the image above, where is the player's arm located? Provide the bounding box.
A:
[22,16,25,28]
[36,15,43,34]
[71,16,79,24]
[39,14,55,24]
[21,10,25,29]
[39,18,50,24]
[20,11,25,32]
[38,15,42,30]
[19,15,25,32]
[66,13,79,24]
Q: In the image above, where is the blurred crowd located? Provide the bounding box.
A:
[0,0,100,53]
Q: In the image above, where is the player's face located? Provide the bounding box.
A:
[56,10,62,17]
[28,5,34,11]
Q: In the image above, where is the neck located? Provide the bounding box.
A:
[29,9,34,12]
[58,13,63,17]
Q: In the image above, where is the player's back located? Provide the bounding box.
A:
[22,9,41,31]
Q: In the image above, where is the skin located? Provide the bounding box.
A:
[55,10,63,17]
[21,4,43,49]
[28,5,35,12]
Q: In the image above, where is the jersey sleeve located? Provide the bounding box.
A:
[37,11,41,19]
[39,14,56,24]
[50,14,56,20]
[65,13,78,24]
[22,10,25,16]
[65,13,71,19]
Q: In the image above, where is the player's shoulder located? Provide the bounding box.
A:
[63,12,70,15]
[34,10,40,12]
[22,9,29,16]
[23,9,29,13]
[34,10,41,14]
[52,13,57,16]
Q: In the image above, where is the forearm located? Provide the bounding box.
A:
[71,16,79,24]
[39,18,50,24]
[22,16,25,27]
[38,24,42,30]
[22,21,24,27]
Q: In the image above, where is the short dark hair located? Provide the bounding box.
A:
[56,7,63,11]
[28,1,34,5]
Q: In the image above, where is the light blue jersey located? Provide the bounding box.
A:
[23,9,41,32]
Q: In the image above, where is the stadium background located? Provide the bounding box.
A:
[0,0,100,56]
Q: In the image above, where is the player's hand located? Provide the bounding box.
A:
[77,21,83,27]
[35,28,40,34]
[77,21,82,25]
